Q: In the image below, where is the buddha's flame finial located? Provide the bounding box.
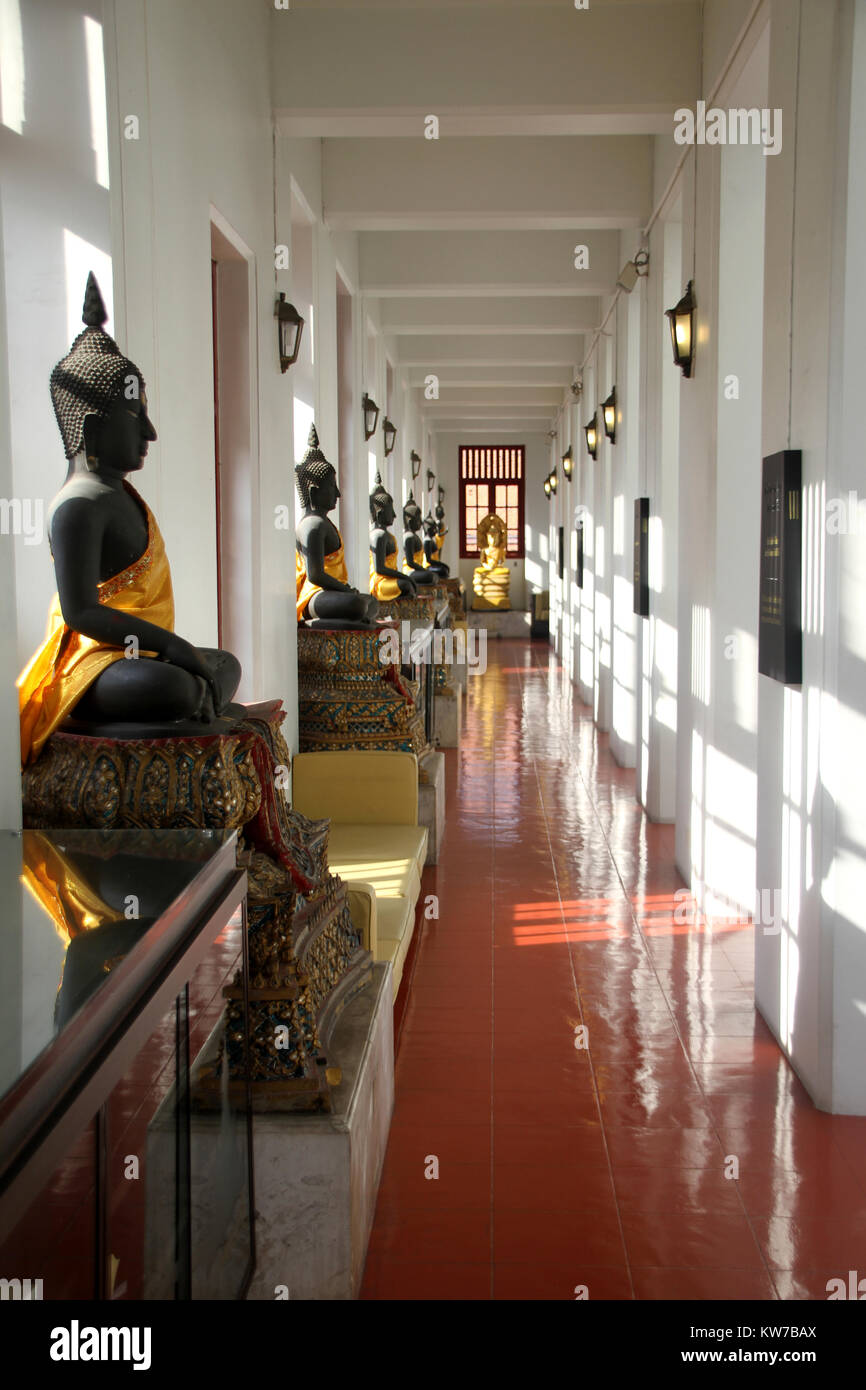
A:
[299,423,331,469]
[82,271,108,328]
[50,273,142,459]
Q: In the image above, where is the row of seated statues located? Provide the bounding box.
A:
[16,272,465,763]
[15,273,462,1107]
[294,423,449,629]
[17,272,459,761]
[369,477,448,603]
[293,429,460,758]
[13,271,454,738]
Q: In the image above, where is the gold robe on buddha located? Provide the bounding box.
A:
[402,540,426,576]
[296,542,348,621]
[17,486,174,766]
[369,542,403,601]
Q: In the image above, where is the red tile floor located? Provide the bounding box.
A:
[361,638,866,1300]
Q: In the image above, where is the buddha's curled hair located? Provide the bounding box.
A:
[49,273,145,459]
[294,422,336,508]
[369,471,393,524]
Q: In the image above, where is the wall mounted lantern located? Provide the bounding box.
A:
[665,280,696,378]
[548,467,558,495]
[410,450,422,481]
[584,412,599,460]
[602,388,617,443]
[362,393,380,440]
[437,485,445,506]
[382,417,397,456]
[426,468,435,494]
[275,293,304,372]
[562,446,574,481]
[544,475,553,499]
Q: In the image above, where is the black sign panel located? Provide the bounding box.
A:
[633,498,649,617]
[758,449,802,684]
[576,520,584,589]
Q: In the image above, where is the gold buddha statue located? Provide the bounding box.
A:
[472,512,511,611]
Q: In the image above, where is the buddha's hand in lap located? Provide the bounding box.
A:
[159,634,223,717]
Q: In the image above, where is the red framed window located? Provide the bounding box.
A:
[458,445,525,559]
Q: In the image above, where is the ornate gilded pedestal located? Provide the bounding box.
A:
[373,591,436,625]
[297,626,428,757]
[21,701,371,1111]
[442,577,467,622]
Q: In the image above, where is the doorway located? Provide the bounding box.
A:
[209,213,258,700]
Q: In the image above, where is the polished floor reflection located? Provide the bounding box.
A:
[361,639,866,1300]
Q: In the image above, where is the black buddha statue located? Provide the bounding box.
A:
[295,424,378,627]
[369,473,418,602]
[422,510,450,577]
[18,274,243,766]
[434,500,448,549]
[401,492,437,585]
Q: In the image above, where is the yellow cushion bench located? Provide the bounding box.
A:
[292,751,427,998]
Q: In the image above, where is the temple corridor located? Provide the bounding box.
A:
[362,639,866,1301]
[5,0,866,1333]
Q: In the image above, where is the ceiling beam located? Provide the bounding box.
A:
[278,109,679,139]
[405,366,574,388]
[360,230,619,297]
[322,136,651,231]
[394,333,586,365]
[419,386,562,404]
[380,297,601,334]
[428,422,556,435]
[271,5,700,119]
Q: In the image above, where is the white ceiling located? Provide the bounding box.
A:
[272,0,701,433]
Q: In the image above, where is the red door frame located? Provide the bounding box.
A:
[211,259,224,645]
[458,444,525,559]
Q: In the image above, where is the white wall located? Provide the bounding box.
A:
[635,205,676,814]
[672,15,773,925]
[2,0,112,676]
[523,434,552,618]
[755,0,866,1112]
[704,37,768,920]
[576,370,597,709]
[824,0,866,1112]
[103,0,298,739]
[608,245,641,772]
[0,187,22,827]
